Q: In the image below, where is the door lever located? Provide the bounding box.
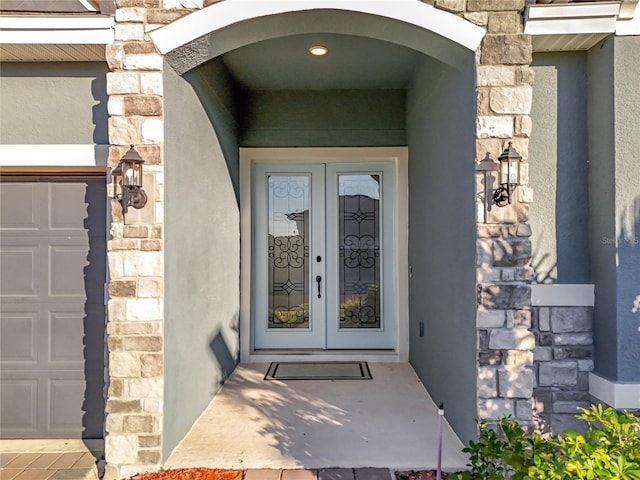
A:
[316,275,322,299]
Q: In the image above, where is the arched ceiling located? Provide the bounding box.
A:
[221,33,424,90]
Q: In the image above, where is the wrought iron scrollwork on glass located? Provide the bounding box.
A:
[267,175,310,328]
[338,174,381,328]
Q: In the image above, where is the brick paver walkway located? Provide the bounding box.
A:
[0,451,98,480]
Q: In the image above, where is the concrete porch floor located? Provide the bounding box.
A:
[166,363,469,472]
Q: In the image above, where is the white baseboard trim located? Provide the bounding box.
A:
[531,284,595,307]
[0,144,109,167]
[589,373,640,409]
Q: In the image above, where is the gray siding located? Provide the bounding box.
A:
[0,62,108,144]
[163,62,241,459]
[530,52,590,284]
[406,56,478,443]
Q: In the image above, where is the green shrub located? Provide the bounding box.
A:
[452,404,640,479]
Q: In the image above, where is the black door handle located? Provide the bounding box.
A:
[316,275,322,299]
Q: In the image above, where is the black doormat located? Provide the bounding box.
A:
[264,361,372,380]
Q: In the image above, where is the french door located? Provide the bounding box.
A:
[252,161,397,349]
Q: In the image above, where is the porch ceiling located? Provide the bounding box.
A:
[221,33,424,90]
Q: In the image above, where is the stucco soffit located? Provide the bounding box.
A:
[149,0,485,56]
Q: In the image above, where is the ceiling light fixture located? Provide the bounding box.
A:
[309,45,328,56]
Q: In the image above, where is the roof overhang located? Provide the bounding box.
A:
[525,1,639,52]
[0,14,114,61]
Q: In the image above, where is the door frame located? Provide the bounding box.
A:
[240,147,409,362]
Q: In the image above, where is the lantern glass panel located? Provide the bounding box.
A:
[122,160,143,188]
[507,157,519,185]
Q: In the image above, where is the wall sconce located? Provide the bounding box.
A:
[493,142,522,207]
[114,144,147,209]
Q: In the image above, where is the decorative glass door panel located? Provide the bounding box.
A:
[253,162,396,350]
[338,175,381,329]
[268,175,310,329]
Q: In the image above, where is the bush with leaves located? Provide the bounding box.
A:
[452,404,640,479]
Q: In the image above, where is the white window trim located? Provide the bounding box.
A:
[239,147,409,363]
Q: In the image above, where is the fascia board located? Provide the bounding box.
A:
[525,17,618,35]
[526,2,621,20]
[0,15,114,44]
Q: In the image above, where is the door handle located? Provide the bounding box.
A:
[316,275,322,299]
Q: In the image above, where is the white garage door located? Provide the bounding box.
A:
[0,176,106,438]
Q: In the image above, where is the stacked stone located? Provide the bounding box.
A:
[532,306,594,433]
[468,0,537,429]
[104,1,199,478]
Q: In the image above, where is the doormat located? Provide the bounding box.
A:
[264,361,372,380]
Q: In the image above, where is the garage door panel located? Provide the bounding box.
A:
[49,246,90,296]
[0,246,38,295]
[0,182,38,229]
[0,177,106,439]
[0,379,38,431]
[49,377,86,432]
[49,182,92,230]
[0,313,37,362]
[49,312,85,364]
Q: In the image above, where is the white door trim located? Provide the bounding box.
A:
[240,147,409,363]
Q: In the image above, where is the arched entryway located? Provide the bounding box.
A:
[151,0,484,463]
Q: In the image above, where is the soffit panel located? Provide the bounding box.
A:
[0,43,105,61]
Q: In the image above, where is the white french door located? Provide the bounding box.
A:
[252,161,397,350]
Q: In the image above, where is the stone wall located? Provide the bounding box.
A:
[104,1,180,478]
[470,0,537,429]
[532,306,594,433]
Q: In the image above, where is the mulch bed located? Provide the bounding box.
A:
[130,467,459,480]
[131,468,243,480]
[395,471,456,480]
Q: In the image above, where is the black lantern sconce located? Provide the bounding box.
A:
[493,142,523,207]
[114,144,147,209]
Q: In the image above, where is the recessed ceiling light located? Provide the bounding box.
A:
[309,45,328,56]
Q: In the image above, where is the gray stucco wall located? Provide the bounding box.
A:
[240,89,405,147]
[0,62,108,144]
[183,59,241,199]
[163,62,240,459]
[611,36,640,382]
[406,56,478,443]
[530,52,590,284]
[587,38,618,381]
[587,36,640,383]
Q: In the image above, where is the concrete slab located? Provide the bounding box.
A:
[166,363,468,471]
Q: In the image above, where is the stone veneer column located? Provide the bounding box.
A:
[467,0,537,428]
[104,1,210,478]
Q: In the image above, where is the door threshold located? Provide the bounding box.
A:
[247,349,405,363]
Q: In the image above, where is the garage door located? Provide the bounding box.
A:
[0,176,106,438]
